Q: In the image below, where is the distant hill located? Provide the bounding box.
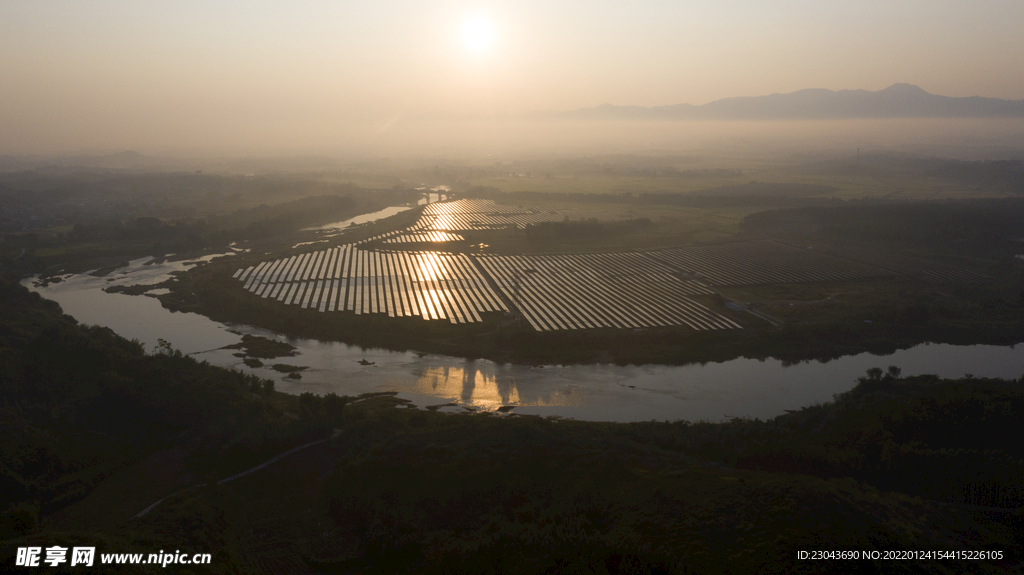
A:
[556,84,1024,120]
[0,151,168,172]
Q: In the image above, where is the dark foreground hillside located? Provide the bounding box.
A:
[0,271,1021,573]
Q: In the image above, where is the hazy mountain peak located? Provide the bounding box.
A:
[879,83,931,95]
[555,84,1024,120]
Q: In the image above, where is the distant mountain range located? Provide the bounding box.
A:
[552,84,1024,120]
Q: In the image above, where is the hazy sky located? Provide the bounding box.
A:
[2,1,1023,154]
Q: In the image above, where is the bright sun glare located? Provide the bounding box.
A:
[461,16,493,54]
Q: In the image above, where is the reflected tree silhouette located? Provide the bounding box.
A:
[461,362,477,403]
[413,364,548,409]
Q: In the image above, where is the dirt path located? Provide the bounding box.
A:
[130,429,341,521]
[43,446,196,531]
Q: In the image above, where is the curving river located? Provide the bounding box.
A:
[24,194,1024,422]
[25,251,1024,423]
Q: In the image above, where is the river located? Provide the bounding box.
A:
[25,254,1024,423]
[24,195,1024,422]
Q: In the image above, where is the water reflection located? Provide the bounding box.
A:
[24,255,241,354]
[303,205,412,232]
[409,363,598,411]
[416,364,520,408]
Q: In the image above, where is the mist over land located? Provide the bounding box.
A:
[3,117,1024,169]
[4,1,1024,572]
[4,84,1023,162]
[4,1,1023,159]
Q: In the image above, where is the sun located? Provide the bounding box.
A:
[461,16,494,55]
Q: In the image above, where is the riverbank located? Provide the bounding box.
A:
[5,264,1023,570]
[158,255,1024,367]
[24,257,1024,424]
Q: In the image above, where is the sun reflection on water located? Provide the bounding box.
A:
[413,364,584,411]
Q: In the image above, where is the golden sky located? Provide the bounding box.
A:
[2,1,1022,154]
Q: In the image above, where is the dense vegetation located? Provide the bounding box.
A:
[650,369,1024,508]
[0,169,417,275]
[1,270,1022,572]
[4,159,1024,571]
[0,269,330,538]
[312,381,1024,574]
[741,199,1024,247]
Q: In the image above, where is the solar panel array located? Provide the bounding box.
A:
[421,199,525,215]
[647,241,894,286]
[234,245,506,323]
[474,252,740,332]
[911,268,992,284]
[414,198,629,231]
[230,200,990,333]
[383,231,465,244]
